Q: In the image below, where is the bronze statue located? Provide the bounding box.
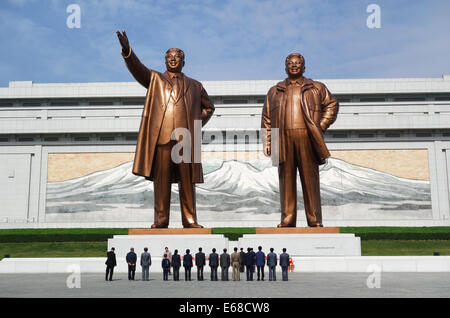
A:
[117,30,215,228]
[261,53,339,227]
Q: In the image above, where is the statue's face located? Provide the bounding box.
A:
[285,55,305,78]
[165,49,184,73]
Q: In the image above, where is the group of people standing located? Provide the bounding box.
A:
[239,246,291,282]
[105,246,291,282]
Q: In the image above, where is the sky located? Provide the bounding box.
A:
[0,0,449,86]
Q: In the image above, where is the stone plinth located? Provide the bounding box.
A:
[128,228,212,235]
[108,234,228,259]
[237,234,361,256]
[255,227,340,234]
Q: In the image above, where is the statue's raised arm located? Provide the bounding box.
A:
[116,30,151,88]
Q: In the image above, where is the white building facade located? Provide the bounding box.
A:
[1,75,450,228]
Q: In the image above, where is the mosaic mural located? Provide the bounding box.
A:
[45,150,432,223]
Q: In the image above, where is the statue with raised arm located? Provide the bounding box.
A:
[261,53,339,227]
[116,30,215,228]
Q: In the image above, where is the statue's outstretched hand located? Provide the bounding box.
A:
[116,30,130,54]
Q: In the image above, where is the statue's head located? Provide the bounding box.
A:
[165,48,185,73]
[285,53,305,78]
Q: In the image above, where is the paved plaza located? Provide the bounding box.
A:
[0,272,449,298]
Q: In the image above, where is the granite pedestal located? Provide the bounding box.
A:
[108,234,229,259]
[237,233,361,256]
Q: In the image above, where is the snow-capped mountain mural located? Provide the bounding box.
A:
[45,158,432,222]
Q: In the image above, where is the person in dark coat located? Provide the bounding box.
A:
[249,248,256,276]
[220,248,231,281]
[171,249,181,281]
[255,246,266,281]
[126,247,137,281]
[209,248,219,281]
[239,248,245,273]
[195,247,206,281]
[162,254,171,281]
[244,247,255,281]
[280,248,290,281]
[266,248,278,281]
[105,247,117,281]
[183,249,193,281]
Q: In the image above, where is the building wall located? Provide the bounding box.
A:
[1,77,450,228]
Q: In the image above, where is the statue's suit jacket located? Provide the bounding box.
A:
[261,77,339,165]
[122,48,215,183]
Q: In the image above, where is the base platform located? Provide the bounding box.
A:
[109,232,360,258]
[255,227,340,234]
[108,234,228,259]
[128,228,212,235]
[238,234,361,256]
[3,256,450,273]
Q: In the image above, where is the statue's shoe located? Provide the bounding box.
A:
[151,223,168,229]
[184,223,204,228]
[277,223,295,228]
[277,215,296,228]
